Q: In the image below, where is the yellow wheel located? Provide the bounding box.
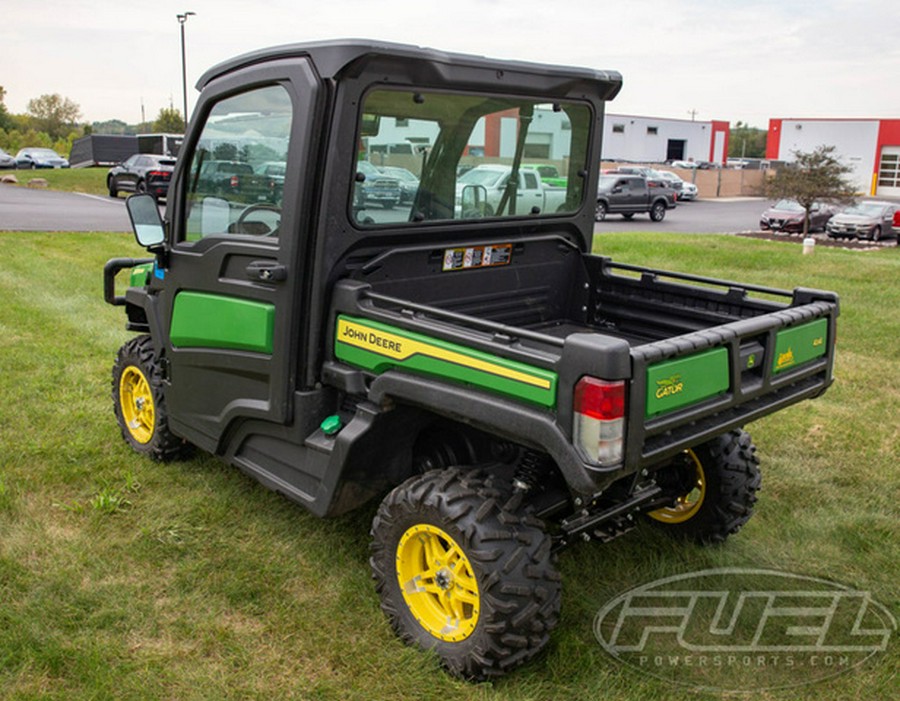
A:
[370,468,560,680]
[395,524,479,642]
[647,449,705,524]
[645,430,761,544]
[119,366,155,444]
[112,335,187,461]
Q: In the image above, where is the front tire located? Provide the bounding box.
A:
[647,429,760,544]
[370,468,561,680]
[594,200,607,221]
[108,177,118,198]
[112,335,187,461]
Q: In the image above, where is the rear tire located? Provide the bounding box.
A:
[112,335,188,461]
[650,201,667,222]
[370,468,561,680]
[646,429,760,544]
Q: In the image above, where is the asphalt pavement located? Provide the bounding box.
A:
[0,183,769,235]
[0,184,132,232]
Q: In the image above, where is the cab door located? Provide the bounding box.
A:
[157,59,320,452]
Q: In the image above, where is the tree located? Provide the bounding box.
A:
[728,121,766,159]
[764,145,857,235]
[153,107,185,134]
[26,93,81,140]
[0,86,14,131]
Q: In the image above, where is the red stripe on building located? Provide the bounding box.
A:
[765,119,783,160]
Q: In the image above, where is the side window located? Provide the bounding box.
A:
[183,84,292,241]
[523,171,539,190]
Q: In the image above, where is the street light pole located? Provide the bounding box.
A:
[177,11,196,130]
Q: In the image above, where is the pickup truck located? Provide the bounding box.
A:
[456,164,567,216]
[105,40,838,681]
[595,173,676,221]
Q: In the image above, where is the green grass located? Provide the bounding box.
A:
[0,232,897,700]
[0,167,108,196]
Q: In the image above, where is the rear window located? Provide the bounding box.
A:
[351,88,593,226]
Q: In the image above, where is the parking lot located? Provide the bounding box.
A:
[1,184,897,246]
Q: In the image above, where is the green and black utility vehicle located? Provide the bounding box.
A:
[104,41,839,680]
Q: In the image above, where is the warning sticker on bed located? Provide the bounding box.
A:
[441,244,512,272]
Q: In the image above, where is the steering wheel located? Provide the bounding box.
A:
[235,203,282,236]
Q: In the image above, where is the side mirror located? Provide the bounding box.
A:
[460,184,488,218]
[126,194,166,248]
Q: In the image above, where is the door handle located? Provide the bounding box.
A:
[246,261,287,282]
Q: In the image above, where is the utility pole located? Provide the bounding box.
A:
[177,11,196,131]
[687,109,699,122]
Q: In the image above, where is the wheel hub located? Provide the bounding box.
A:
[395,524,480,642]
[119,366,155,444]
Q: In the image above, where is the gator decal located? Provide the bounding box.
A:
[170,292,274,353]
[334,316,557,407]
[646,347,730,418]
[772,318,828,374]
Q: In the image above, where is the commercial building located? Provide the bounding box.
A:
[602,114,730,165]
[766,118,900,196]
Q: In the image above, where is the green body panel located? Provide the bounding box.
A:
[170,292,274,353]
[129,263,153,288]
[772,318,828,374]
[646,347,730,417]
[334,316,558,407]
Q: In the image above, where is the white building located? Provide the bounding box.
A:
[602,114,730,165]
[766,118,900,196]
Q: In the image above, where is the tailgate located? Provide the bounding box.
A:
[626,291,838,469]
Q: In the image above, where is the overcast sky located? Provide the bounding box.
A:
[2,0,898,128]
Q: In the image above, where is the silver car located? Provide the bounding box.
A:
[656,170,697,200]
[826,201,897,241]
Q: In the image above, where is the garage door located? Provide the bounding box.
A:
[876,147,900,197]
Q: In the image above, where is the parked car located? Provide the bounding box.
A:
[669,160,700,169]
[0,148,17,169]
[195,160,282,204]
[377,165,419,204]
[760,200,837,233]
[826,201,897,241]
[595,173,676,221]
[15,147,69,169]
[355,160,402,209]
[607,166,669,189]
[523,163,567,188]
[655,170,697,200]
[256,161,287,185]
[107,154,176,200]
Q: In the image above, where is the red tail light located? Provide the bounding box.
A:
[230,175,239,188]
[573,377,626,464]
[147,170,168,179]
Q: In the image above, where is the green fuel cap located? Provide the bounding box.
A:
[320,415,342,436]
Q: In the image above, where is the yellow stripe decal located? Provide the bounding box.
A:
[336,318,552,390]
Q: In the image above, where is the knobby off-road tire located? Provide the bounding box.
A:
[112,335,187,461]
[370,468,561,680]
[647,428,761,544]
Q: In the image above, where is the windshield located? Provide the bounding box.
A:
[842,203,886,217]
[32,149,60,157]
[773,200,804,212]
[351,88,592,226]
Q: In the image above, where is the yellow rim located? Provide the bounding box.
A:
[648,449,706,524]
[396,524,480,642]
[119,366,155,444]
